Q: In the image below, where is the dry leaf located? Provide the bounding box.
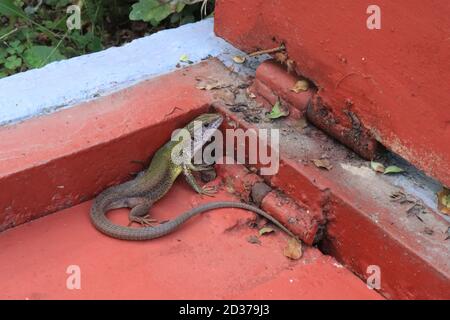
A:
[370,161,385,173]
[274,52,288,64]
[247,235,261,245]
[291,80,309,93]
[233,55,246,64]
[224,177,235,194]
[259,227,274,236]
[283,237,302,260]
[226,64,235,73]
[286,59,295,73]
[297,117,308,130]
[383,165,405,175]
[246,88,256,99]
[390,191,412,203]
[437,188,450,216]
[312,159,333,171]
[423,227,434,235]
[196,78,229,91]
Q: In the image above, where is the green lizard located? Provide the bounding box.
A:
[90,113,296,240]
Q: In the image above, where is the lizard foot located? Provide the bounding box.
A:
[200,185,218,197]
[127,216,158,227]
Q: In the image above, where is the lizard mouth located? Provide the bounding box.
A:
[190,113,223,157]
[207,114,224,131]
[201,114,223,141]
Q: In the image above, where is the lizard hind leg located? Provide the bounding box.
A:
[126,198,156,227]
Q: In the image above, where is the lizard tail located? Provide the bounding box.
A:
[90,201,297,241]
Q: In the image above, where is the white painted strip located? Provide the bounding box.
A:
[0,19,265,126]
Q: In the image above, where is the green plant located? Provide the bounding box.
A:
[0,0,214,78]
[0,0,82,77]
[129,0,213,26]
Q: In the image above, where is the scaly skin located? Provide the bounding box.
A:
[90,113,296,240]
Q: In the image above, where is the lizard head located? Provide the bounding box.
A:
[186,113,223,133]
[186,113,223,157]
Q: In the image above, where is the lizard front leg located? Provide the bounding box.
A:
[182,163,217,196]
[188,163,215,172]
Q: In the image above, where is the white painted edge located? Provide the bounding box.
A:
[0,18,266,126]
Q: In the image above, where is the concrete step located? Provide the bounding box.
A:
[0,54,447,299]
[0,180,381,300]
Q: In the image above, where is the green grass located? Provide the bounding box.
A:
[0,0,214,78]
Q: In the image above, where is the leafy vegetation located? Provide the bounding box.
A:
[0,0,214,78]
[266,99,289,120]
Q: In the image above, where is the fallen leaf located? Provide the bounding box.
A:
[286,59,295,73]
[237,82,250,89]
[229,104,247,113]
[390,190,411,203]
[274,52,288,64]
[247,235,261,245]
[383,165,405,175]
[248,166,258,174]
[297,117,308,130]
[266,99,289,119]
[259,227,274,236]
[233,55,246,64]
[291,80,309,93]
[224,177,235,194]
[370,161,385,173]
[179,54,190,63]
[283,237,302,260]
[246,88,256,99]
[423,227,434,235]
[226,64,235,73]
[437,188,450,216]
[312,159,333,171]
[195,78,229,91]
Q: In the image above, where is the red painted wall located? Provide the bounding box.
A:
[215,0,450,187]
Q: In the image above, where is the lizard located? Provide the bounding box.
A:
[90,112,296,241]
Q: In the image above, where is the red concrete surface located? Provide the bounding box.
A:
[214,103,450,300]
[249,60,313,118]
[216,163,322,245]
[249,60,379,159]
[0,180,381,300]
[322,194,450,300]
[215,0,450,187]
[306,95,380,160]
[0,57,447,300]
[261,191,320,246]
[0,61,228,231]
[215,163,264,203]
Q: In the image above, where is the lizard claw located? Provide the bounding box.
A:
[200,185,218,197]
[128,216,158,227]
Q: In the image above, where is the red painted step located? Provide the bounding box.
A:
[0,179,381,300]
[215,0,450,188]
[0,58,447,299]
